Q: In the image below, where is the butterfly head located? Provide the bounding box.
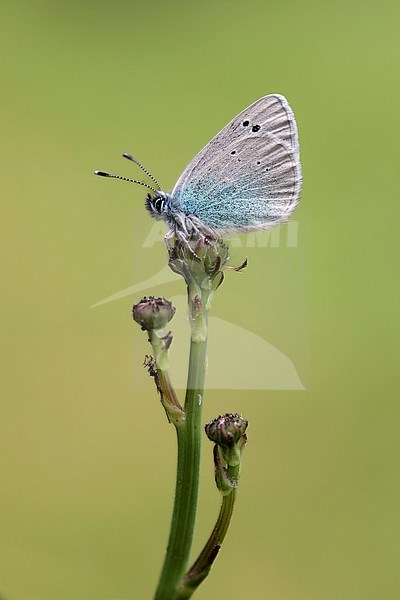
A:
[145,191,171,221]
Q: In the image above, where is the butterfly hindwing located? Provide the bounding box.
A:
[170,94,301,232]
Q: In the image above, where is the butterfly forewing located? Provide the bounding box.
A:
[171,94,301,232]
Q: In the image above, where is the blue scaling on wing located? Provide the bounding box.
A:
[170,96,301,233]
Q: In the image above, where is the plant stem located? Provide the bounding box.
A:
[154,297,208,600]
[177,463,239,598]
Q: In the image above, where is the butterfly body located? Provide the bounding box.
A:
[96,93,302,240]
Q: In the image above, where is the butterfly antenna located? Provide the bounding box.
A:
[123,153,162,190]
[94,170,158,193]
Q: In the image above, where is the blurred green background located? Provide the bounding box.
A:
[1,0,399,598]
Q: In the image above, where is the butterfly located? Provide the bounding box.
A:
[95,94,302,243]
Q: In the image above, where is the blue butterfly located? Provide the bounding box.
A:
[95,94,302,243]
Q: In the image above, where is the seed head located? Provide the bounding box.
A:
[132,296,175,331]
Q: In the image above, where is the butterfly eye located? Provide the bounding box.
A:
[154,198,164,213]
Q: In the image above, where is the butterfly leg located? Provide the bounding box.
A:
[162,228,199,259]
[162,217,213,259]
[177,230,201,258]
[164,228,175,241]
[163,228,176,253]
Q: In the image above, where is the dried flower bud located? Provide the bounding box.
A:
[168,236,229,289]
[132,296,175,331]
[205,413,248,467]
[205,413,248,446]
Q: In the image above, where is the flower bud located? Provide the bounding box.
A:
[132,296,175,331]
[205,413,248,467]
[168,236,229,288]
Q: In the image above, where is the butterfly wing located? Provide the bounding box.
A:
[170,94,302,233]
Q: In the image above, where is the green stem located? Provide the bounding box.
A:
[154,295,208,600]
[147,331,185,425]
[177,464,238,598]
